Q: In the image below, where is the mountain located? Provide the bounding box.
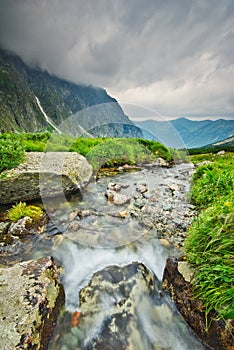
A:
[0,48,142,138]
[188,135,234,154]
[211,135,234,147]
[135,117,234,148]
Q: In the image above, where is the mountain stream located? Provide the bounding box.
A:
[2,163,208,349]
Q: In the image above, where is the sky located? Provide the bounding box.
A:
[0,0,233,121]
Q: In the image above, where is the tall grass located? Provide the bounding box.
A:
[185,153,234,322]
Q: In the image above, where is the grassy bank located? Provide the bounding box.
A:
[185,152,234,323]
[0,132,187,172]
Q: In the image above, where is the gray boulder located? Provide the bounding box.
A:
[0,152,93,204]
[0,256,65,350]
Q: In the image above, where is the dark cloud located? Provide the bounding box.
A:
[0,0,233,119]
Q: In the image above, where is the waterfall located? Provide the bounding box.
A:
[35,95,62,134]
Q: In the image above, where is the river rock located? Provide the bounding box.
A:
[8,216,33,236]
[136,184,148,194]
[0,221,10,235]
[0,152,93,204]
[162,257,234,350]
[105,190,130,205]
[79,263,158,349]
[58,262,206,350]
[0,256,65,350]
[107,182,122,192]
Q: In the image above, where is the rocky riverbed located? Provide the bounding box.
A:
[1,161,228,349]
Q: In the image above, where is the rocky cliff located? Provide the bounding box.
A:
[0,48,142,138]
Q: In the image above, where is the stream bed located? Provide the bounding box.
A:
[1,163,208,349]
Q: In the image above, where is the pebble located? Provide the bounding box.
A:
[159,238,171,247]
[136,184,148,194]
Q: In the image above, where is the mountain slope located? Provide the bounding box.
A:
[0,48,142,137]
[135,117,234,148]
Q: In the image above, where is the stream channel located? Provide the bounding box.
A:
[2,163,208,349]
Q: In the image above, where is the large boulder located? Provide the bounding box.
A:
[0,152,93,204]
[0,256,65,349]
[162,257,234,350]
[52,262,205,349]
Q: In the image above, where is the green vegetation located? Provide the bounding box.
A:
[7,202,44,222]
[185,152,234,323]
[84,138,153,169]
[135,139,172,161]
[0,132,185,172]
[189,163,233,209]
[0,134,25,172]
[188,144,234,155]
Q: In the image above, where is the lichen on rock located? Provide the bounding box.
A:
[0,256,65,349]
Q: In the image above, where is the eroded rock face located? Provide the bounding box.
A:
[162,257,234,350]
[0,257,65,349]
[0,152,93,204]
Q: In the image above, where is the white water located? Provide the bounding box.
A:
[53,237,169,311]
[34,95,62,134]
[51,237,205,350]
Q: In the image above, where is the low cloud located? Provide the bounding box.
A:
[0,0,233,118]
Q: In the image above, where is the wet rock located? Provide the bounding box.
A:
[159,238,171,248]
[136,184,148,194]
[107,182,122,192]
[0,221,10,235]
[8,216,33,236]
[169,183,180,192]
[162,257,234,350]
[118,210,129,218]
[0,152,93,204]
[79,263,158,349]
[0,256,65,349]
[60,262,206,350]
[0,215,47,258]
[105,190,130,205]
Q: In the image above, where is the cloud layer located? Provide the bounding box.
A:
[0,0,233,119]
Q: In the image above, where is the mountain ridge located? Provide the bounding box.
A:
[135,117,234,148]
[0,48,142,138]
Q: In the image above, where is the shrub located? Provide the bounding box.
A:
[136,139,172,161]
[7,202,44,222]
[85,138,153,170]
[0,136,25,172]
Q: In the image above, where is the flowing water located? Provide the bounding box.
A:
[1,164,207,349]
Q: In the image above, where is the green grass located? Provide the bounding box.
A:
[1,132,184,172]
[185,153,234,323]
[189,163,233,209]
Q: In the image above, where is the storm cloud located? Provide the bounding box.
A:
[0,0,233,119]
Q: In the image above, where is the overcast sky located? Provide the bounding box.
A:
[0,0,233,120]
